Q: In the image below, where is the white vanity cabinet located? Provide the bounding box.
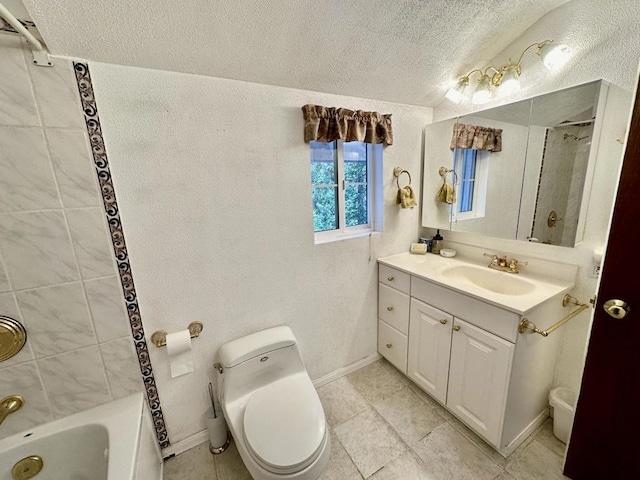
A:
[377,258,572,456]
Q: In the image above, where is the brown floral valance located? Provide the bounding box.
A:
[302,104,393,146]
[450,123,502,152]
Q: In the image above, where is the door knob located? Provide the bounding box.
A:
[603,299,630,319]
[453,325,460,331]
[440,319,447,325]
[387,306,394,311]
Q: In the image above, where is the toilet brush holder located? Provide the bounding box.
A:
[207,413,230,454]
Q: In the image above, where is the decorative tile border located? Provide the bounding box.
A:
[73,62,170,448]
[0,18,36,34]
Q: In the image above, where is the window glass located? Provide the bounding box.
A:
[312,186,338,231]
[459,149,477,212]
[311,141,338,232]
[311,141,337,185]
[344,142,367,183]
[344,142,368,227]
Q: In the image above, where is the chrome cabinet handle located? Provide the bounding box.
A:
[386,343,392,349]
[387,306,394,311]
[440,319,447,325]
[453,325,461,331]
[387,276,394,281]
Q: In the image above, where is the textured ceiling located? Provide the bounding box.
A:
[17,0,570,107]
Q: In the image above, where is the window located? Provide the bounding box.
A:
[451,148,489,222]
[310,140,382,243]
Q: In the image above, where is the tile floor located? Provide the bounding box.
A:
[164,358,569,480]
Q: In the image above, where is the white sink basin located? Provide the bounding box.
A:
[441,265,536,296]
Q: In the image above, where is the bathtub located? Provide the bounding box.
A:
[0,392,162,480]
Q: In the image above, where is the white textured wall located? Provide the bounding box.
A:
[89,63,431,444]
[429,0,640,395]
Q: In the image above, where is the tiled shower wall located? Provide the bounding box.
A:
[0,35,142,439]
[531,124,593,246]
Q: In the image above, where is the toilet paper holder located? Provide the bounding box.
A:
[151,321,204,348]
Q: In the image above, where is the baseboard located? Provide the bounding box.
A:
[312,353,381,388]
[500,408,549,457]
[161,352,382,458]
[162,430,209,458]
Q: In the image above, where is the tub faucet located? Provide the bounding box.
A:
[0,395,24,427]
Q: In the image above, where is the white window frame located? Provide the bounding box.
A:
[312,141,383,244]
[451,149,489,223]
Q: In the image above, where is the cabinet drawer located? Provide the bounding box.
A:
[378,264,410,294]
[411,277,520,342]
[379,283,410,334]
[378,320,408,374]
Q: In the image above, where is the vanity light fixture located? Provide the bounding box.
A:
[445,40,573,105]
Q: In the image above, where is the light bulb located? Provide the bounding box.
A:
[445,78,469,104]
[498,65,521,96]
[538,42,573,71]
[471,75,493,105]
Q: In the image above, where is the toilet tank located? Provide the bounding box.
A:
[217,326,308,404]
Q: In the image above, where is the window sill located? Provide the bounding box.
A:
[314,229,381,245]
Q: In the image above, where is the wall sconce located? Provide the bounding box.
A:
[445,40,573,105]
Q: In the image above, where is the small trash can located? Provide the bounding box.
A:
[549,387,577,444]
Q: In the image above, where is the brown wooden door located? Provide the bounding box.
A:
[564,78,640,479]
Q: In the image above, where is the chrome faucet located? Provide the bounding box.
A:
[483,253,528,274]
[0,395,24,427]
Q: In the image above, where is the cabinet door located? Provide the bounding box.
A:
[447,318,514,447]
[407,298,453,404]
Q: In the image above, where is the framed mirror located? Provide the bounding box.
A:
[422,80,604,247]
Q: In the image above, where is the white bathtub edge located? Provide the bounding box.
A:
[0,392,148,480]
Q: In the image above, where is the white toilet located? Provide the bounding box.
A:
[216,326,330,480]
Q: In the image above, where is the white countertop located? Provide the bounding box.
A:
[378,252,576,315]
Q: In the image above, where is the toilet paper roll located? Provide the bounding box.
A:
[166,329,194,378]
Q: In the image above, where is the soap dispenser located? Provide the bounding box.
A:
[431,229,443,254]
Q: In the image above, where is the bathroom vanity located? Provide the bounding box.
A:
[377,251,578,456]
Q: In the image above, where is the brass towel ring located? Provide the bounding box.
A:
[438,166,458,186]
[393,167,412,188]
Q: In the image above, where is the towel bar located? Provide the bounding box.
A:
[518,294,589,337]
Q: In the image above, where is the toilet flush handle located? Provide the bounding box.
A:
[213,363,223,374]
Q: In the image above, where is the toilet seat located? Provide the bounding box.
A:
[243,375,327,475]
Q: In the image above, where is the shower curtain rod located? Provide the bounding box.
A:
[0,2,43,51]
[553,118,595,128]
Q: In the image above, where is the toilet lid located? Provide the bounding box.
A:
[243,375,326,474]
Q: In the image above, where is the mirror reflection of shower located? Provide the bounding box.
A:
[563,133,590,141]
[530,117,595,246]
